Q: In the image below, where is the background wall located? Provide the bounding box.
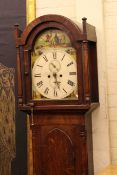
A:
[104,0,117,165]
[0,0,27,174]
[36,0,77,20]
[76,0,111,173]
[35,0,115,174]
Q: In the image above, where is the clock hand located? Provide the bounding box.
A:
[56,81,61,89]
[53,73,61,89]
[50,63,59,72]
[49,60,61,73]
[51,63,56,68]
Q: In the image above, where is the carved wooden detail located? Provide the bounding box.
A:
[41,128,75,175]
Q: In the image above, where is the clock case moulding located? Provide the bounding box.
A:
[14,14,99,112]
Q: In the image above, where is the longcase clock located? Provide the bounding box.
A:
[14,14,99,175]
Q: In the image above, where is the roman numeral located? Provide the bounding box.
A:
[67,61,73,67]
[53,52,57,59]
[43,55,48,62]
[54,89,57,97]
[34,73,41,77]
[61,54,65,61]
[69,72,76,75]
[37,81,43,88]
[44,87,49,95]
[67,80,75,86]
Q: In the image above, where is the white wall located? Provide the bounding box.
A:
[36,0,111,174]
[76,1,111,174]
[104,0,117,165]
[36,0,77,20]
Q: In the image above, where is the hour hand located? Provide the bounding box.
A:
[55,80,61,89]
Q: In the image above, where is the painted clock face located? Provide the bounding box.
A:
[31,29,78,100]
[32,49,77,99]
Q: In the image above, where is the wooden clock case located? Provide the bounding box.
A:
[15,14,99,175]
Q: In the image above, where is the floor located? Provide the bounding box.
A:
[97,165,117,175]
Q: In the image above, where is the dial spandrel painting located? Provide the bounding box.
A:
[31,29,78,100]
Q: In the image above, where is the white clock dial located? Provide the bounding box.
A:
[32,49,77,99]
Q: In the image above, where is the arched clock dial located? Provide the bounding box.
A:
[32,49,77,99]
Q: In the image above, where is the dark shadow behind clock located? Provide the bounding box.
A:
[0,0,27,175]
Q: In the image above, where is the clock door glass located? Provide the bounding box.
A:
[31,29,78,100]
